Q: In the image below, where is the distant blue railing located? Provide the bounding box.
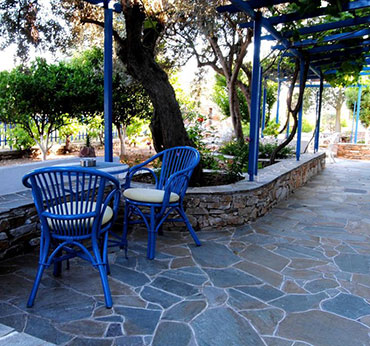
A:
[0,122,118,150]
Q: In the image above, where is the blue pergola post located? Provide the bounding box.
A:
[248,12,262,181]
[276,55,283,124]
[350,101,357,142]
[261,76,267,138]
[104,1,113,162]
[354,84,363,143]
[314,73,324,152]
[296,59,305,161]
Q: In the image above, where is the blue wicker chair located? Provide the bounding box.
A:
[122,146,201,259]
[22,167,121,308]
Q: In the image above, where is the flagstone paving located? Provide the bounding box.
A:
[1,159,370,345]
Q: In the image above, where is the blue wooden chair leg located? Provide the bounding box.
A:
[147,207,157,260]
[121,202,129,251]
[178,207,201,246]
[97,264,112,308]
[27,264,46,308]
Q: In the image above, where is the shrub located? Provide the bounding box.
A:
[259,142,295,159]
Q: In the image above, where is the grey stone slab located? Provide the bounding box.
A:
[334,253,370,274]
[274,244,326,260]
[235,261,283,287]
[163,300,206,322]
[282,267,323,281]
[227,288,267,310]
[17,287,94,323]
[105,323,123,337]
[0,302,23,318]
[202,286,228,307]
[278,310,370,346]
[263,337,293,346]
[204,268,262,287]
[109,264,150,287]
[190,242,240,268]
[57,319,107,338]
[241,308,284,334]
[0,331,55,346]
[136,257,170,276]
[0,274,34,300]
[67,336,113,346]
[322,293,370,319]
[152,322,192,346]
[25,315,72,344]
[140,286,181,308]
[288,258,328,270]
[151,277,198,297]
[95,315,123,322]
[344,188,367,194]
[0,323,13,337]
[115,307,161,336]
[115,336,144,346]
[236,284,284,301]
[191,307,265,346]
[240,245,290,271]
[161,269,208,286]
[270,292,328,312]
[0,314,26,332]
[304,279,338,293]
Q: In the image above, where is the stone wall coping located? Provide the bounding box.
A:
[187,152,325,195]
[0,152,324,214]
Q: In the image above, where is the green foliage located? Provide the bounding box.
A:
[265,80,278,121]
[212,74,249,123]
[6,125,35,150]
[184,113,219,170]
[263,121,280,137]
[219,139,249,180]
[345,86,370,128]
[258,143,295,159]
[302,118,314,133]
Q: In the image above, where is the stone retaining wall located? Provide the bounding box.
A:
[336,143,370,160]
[0,153,325,260]
[184,153,326,230]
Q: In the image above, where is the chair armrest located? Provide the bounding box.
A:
[162,171,190,205]
[124,166,159,189]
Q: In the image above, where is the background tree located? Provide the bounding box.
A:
[212,73,249,123]
[346,86,370,128]
[0,59,74,160]
[166,0,253,141]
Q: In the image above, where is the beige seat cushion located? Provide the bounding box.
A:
[123,188,179,203]
[46,201,113,230]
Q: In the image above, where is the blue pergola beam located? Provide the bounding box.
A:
[262,15,370,40]
[84,0,121,12]
[310,45,370,62]
[240,0,370,28]
[217,0,290,13]
[300,39,370,55]
[223,0,321,77]
[273,28,370,50]
[312,54,370,68]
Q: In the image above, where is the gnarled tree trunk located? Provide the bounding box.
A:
[117,3,201,180]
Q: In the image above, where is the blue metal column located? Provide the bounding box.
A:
[248,12,262,181]
[350,101,357,143]
[261,76,267,138]
[296,59,305,161]
[354,85,363,144]
[255,67,263,175]
[276,55,283,124]
[314,73,324,152]
[104,1,113,162]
